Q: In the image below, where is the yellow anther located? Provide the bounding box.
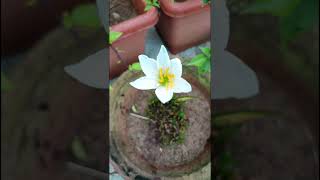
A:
[158,67,175,89]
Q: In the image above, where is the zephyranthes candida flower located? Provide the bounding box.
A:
[130,45,192,104]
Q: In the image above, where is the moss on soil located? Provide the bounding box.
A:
[146,95,189,146]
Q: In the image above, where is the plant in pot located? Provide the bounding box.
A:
[110,45,211,179]
[156,0,211,54]
[109,0,159,78]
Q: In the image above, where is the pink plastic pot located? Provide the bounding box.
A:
[109,0,159,78]
[156,0,211,54]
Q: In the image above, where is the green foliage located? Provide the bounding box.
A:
[243,0,319,44]
[202,0,211,4]
[146,96,188,146]
[214,152,236,180]
[128,62,142,71]
[71,136,88,162]
[144,0,160,11]
[109,31,123,44]
[186,47,211,74]
[175,96,195,103]
[1,72,12,92]
[26,0,37,7]
[63,4,101,29]
[213,111,275,128]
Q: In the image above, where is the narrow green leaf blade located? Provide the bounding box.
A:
[71,137,87,162]
[186,54,207,67]
[1,72,12,91]
[213,111,276,128]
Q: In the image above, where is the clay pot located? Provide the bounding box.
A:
[110,69,211,178]
[1,0,94,56]
[156,0,211,54]
[109,0,159,79]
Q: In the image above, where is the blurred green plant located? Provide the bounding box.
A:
[26,0,37,7]
[1,72,12,92]
[144,0,160,11]
[186,47,211,74]
[63,4,101,29]
[109,31,123,44]
[212,111,277,179]
[243,0,319,45]
[71,136,88,162]
[128,62,142,71]
[202,0,211,4]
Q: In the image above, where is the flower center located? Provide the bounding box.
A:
[158,68,175,89]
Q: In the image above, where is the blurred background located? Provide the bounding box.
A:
[1,0,319,180]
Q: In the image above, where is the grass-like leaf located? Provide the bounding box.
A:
[1,72,12,92]
[71,136,88,162]
[213,111,276,128]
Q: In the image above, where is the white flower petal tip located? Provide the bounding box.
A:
[157,45,171,69]
[170,58,182,78]
[129,77,158,90]
[155,87,173,104]
[173,78,192,93]
[138,55,157,78]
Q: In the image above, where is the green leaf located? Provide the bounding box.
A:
[131,104,138,113]
[213,111,276,128]
[71,137,87,162]
[109,31,123,44]
[128,62,142,71]
[242,0,301,17]
[186,54,207,67]
[1,72,12,91]
[176,96,195,103]
[198,60,211,74]
[200,47,211,58]
[202,0,210,4]
[63,4,101,29]
[279,0,319,44]
[144,0,160,11]
[26,0,37,7]
[215,152,236,179]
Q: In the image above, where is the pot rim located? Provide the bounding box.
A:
[110,0,159,43]
[159,0,210,18]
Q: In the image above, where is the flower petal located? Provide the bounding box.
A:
[173,78,192,93]
[155,87,174,104]
[138,55,158,78]
[130,76,158,90]
[157,45,171,69]
[170,58,182,78]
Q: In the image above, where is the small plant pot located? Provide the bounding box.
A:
[156,0,210,54]
[109,0,159,78]
[110,68,211,178]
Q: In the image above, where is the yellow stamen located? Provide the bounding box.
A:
[158,67,175,89]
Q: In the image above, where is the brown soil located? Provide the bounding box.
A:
[110,0,138,26]
[127,89,210,167]
[110,70,211,178]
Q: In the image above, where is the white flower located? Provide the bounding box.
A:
[130,45,192,104]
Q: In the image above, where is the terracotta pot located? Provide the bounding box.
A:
[156,0,210,54]
[1,0,94,56]
[109,0,159,79]
[110,69,211,178]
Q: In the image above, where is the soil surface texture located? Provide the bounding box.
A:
[110,0,138,26]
